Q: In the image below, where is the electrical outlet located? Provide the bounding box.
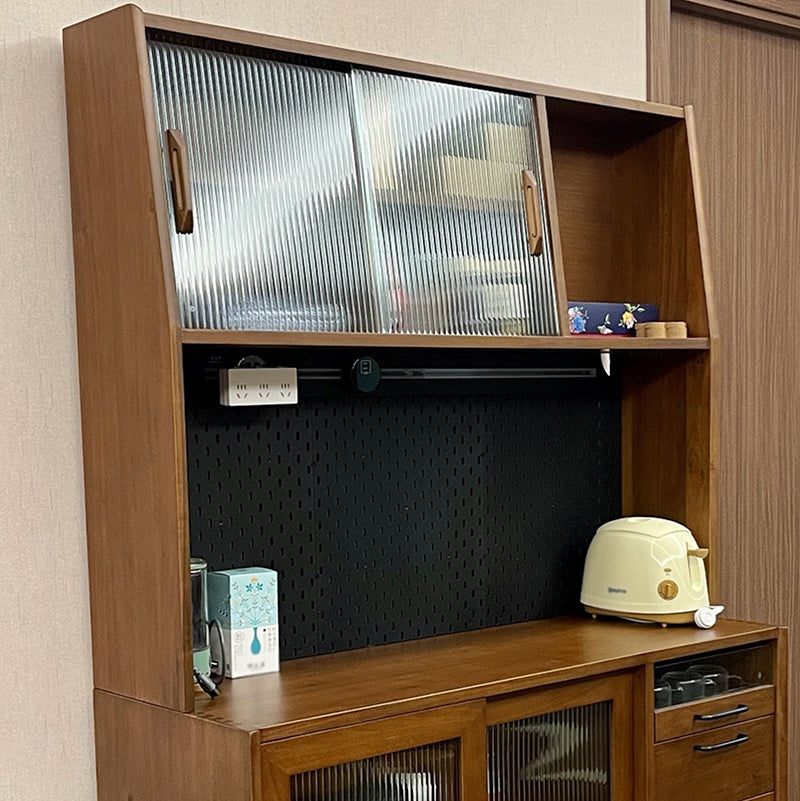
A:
[219,367,298,406]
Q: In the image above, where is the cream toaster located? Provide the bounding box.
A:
[581,517,713,626]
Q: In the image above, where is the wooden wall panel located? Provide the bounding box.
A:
[674,0,800,33]
[670,9,800,794]
[647,0,672,102]
[733,0,800,17]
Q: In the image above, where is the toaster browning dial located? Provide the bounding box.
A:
[657,580,679,600]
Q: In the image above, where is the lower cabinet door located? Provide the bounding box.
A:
[261,702,487,801]
[485,673,634,801]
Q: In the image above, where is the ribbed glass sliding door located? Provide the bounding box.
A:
[148,42,379,331]
[353,71,558,336]
[488,701,611,801]
[148,38,559,335]
[290,740,459,801]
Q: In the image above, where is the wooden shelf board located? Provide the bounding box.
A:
[192,616,776,740]
[182,329,710,350]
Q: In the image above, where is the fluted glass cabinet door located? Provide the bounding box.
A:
[352,71,558,336]
[261,703,485,801]
[291,740,459,801]
[486,675,633,801]
[148,41,379,331]
[148,38,558,335]
[489,702,611,801]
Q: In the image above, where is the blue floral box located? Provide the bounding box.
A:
[208,567,279,677]
[567,302,659,336]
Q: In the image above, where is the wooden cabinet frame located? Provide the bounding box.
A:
[59,5,788,801]
[64,4,720,714]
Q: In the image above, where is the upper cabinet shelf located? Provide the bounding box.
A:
[181,329,711,350]
[139,17,713,347]
[546,98,713,342]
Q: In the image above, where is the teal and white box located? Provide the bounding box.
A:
[207,567,279,677]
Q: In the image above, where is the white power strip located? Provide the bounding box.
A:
[219,367,298,406]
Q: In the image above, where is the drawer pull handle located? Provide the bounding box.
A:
[694,704,749,721]
[693,733,749,752]
[522,170,543,256]
[165,129,194,233]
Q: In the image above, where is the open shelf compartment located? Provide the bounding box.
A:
[544,97,711,342]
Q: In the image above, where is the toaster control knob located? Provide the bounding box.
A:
[657,580,679,600]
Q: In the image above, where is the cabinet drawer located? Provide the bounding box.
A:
[654,716,774,801]
[655,685,774,741]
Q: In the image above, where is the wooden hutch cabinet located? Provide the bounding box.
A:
[63,5,786,800]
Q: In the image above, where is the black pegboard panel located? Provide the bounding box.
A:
[184,348,621,659]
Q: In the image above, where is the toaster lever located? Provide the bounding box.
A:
[687,547,709,559]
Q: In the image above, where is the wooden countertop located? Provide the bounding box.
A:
[193,616,777,742]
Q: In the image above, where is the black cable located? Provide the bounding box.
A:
[208,618,226,687]
[193,668,219,699]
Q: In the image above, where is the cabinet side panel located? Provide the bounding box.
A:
[94,690,256,801]
[63,5,192,710]
[684,106,717,341]
[685,347,719,597]
[683,105,719,594]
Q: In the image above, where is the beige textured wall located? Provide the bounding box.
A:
[0,2,644,798]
